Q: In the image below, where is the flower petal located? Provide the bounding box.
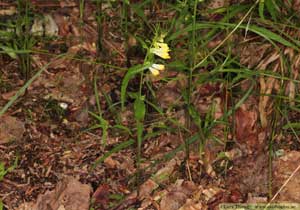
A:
[150,48,171,59]
[152,64,165,71]
[156,42,170,51]
[149,67,160,76]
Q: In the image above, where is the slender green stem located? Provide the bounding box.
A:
[96,0,103,55]
[185,0,198,162]
[122,0,131,67]
[79,0,85,23]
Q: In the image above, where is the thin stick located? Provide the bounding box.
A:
[263,163,300,210]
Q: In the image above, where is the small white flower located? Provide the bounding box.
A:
[149,63,165,76]
[152,63,165,71]
[59,102,68,110]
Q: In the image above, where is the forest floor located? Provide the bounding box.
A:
[1,1,300,210]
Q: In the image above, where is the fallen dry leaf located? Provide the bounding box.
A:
[234,103,259,153]
[119,158,180,209]
[43,67,86,107]
[157,81,182,109]
[139,179,159,199]
[92,184,110,207]
[104,156,119,169]
[293,0,300,10]
[178,200,202,210]
[0,115,25,144]
[202,187,222,202]
[160,180,197,210]
[17,176,92,210]
[240,43,271,68]
[1,90,18,100]
[160,191,189,210]
[152,158,179,184]
[226,153,269,197]
[257,52,280,128]
[273,151,300,202]
[286,52,300,106]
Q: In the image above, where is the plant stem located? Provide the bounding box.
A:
[95,0,103,56]
[122,0,131,67]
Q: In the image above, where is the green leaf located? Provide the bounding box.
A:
[167,60,189,71]
[112,124,133,136]
[283,123,300,130]
[0,200,3,210]
[188,105,201,127]
[123,0,130,5]
[134,97,145,121]
[0,44,17,59]
[131,4,147,22]
[249,25,293,48]
[89,111,109,146]
[168,22,297,49]
[265,0,278,21]
[0,162,6,181]
[0,157,17,181]
[136,121,144,144]
[135,36,148,50]
[259,0,265,20]
[121,63,151,110]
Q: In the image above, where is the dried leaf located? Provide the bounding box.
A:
[0,115,25,144]
[273,151,300,202]
[235,104,258,152]
[139,179,159,199]
[92,184,110,206]
[17,177,92,210]
[160,180,197,210]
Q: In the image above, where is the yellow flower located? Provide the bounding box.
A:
[150,41,171,59]
[149,63,165,76]
[155,42,170,51]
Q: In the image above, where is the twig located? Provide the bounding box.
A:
[264,163,300,210]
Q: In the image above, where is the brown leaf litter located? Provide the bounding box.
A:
[1,1,300,210]
[273,150,300,202]
[16,176,92,210]
[0,115,25,144]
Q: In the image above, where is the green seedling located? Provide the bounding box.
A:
[15,0,36,80]
[0,0,36,80]
[0,157,18,181]
[88,76,110,146]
